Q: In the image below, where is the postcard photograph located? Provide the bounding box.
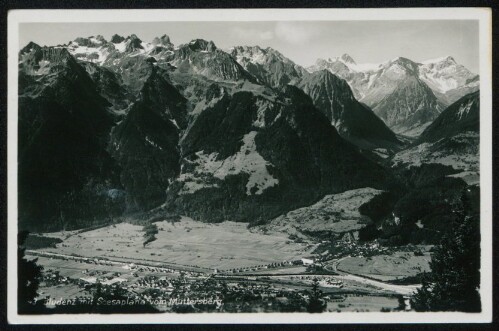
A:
[6,8,493,324]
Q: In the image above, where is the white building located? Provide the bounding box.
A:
[301,258,314,265]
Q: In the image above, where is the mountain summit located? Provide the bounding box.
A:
[340,53,356,64]
[230,45,308,87]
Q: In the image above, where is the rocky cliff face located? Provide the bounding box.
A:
[296,70,401,150]
[230,45,308,87]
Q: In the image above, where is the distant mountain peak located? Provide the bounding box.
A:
[124,34,144,51]
[264,46,281,54]
[340,53,356,64]
[29,45,73,61]
[153,34,171,45]
[72,36,107,47]
[126,34,141,41]
[387,57,419,73]
[235,45,264,51]
[110,34,125,44]
[231,45,289,61]
[94,35,107,43]
[187,39,217,52]
[315,54,356,65]
[20,41,41,54]
[389,56,413,64]
[422,55,457,65]
[229,45,307,87]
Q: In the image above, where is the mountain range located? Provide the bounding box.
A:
[17,34,480,245]
[308,54,479,136]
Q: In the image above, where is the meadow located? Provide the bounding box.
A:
[37,217,315,270]
[336,250,431,281]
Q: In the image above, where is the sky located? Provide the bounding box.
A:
[19,20,479,73]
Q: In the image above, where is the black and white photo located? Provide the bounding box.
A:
[7,8,493,324]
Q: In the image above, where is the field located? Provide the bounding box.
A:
[36,217,315,270]
[336,251,431,281]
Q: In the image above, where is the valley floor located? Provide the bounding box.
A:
[27,214,430,313]
[39,216,316,270]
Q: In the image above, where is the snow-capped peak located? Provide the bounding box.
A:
[126,34,142,42]
[153,34,171,46]
[91,35,107,45]
[422,56,456,65]
[340,53,356,64]
[312,56,381,73]
[20,41,41,55]
[230,45,292,66]
[186,39,217,52]
[418,55,478,93]
[388,56,415,65]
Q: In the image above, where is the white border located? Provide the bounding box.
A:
[7,8,493,324]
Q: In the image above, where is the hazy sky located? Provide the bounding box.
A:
[19,20,479,72]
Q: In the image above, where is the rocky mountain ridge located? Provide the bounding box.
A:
[18,37,394,231]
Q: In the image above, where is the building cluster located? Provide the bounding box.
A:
[315,240,392,262]
[222,259,305,274]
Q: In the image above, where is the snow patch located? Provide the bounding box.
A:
[170,118,180,129]
[140,42,155,53]
[372,148,390,159]
[67,43,111,64]
[457,100,474,119]
[348,62,382,72]
[114,41,127,53]
[179,181,220,195]
[421,56,453,64]
[145,136,163,150]
[420,74,458,93]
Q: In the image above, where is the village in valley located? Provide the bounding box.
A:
[25,217,429,313]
